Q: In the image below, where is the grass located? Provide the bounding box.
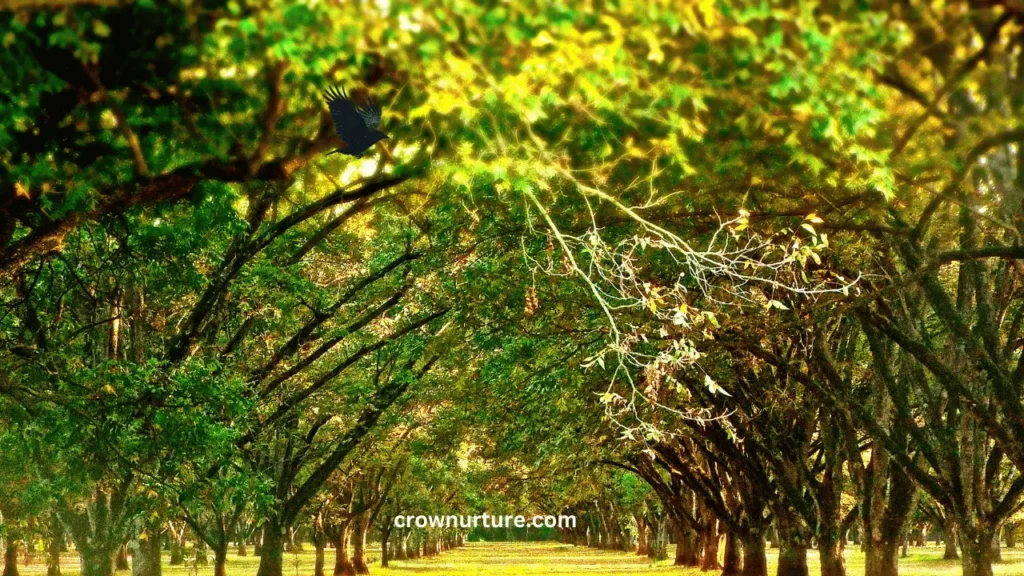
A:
[14,541,1024,575]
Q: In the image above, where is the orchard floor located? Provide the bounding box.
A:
[16,542,1024,575]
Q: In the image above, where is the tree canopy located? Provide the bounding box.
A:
[2,2,1024,576]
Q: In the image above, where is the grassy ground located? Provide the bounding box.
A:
[14,541,1024,575]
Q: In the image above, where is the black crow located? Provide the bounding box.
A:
[323,86,389,158]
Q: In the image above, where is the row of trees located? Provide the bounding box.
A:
[3,3,1024,576]
[480,2,1024,576]
[1,0,552,574]
[418,3,1024,576]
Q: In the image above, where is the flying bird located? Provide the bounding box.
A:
[323,86,389,158]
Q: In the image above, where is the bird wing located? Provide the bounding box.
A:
[356,97,382,131]
[324,86,369,143]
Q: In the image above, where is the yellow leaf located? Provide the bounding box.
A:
[532,31,555,47]
[642,30,664,64]
[92,19,111,38]
[729,25,758,43]
[600,15,624,40]
[432,92,459,115]
[698,0,717,27]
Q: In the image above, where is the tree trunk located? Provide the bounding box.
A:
[130,522,162,576]
[865,537,899,576]
[423,535,435,557]
[213,546,227,576]
[674,525,699,566]
[776,542,808,576]
[1005,524,1016,548]
[944,519,959,560]
[333,520,355,576]
[254,519,286,576]
[45,513,64,576]
[700,523,720,571]
[78,546,116,576]
[410,535,420,559]
[721,532,740,576]
[636,517,648,556]
[990,532,1001,563]
[168,530,185,566]
[620,528,632,552]
[960,528,995,576]
[313,540,325,576]
[396,532,408,560]
[254,525,264,557]
[46,534,61,576]
[741,535,768,576]
[351,515,369,574]
[381,531,390,568]
[2,539,18,576]
[648,518,667,561]
[237,542,248,557]
[818,536,846,576]
[115,544,130,570]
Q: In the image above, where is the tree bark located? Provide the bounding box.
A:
[960,528,995,576]
[254,519,286,576]
[313,540,326,576]
[78,546,116,576]
[168,529,185,566]
[741,535,768,576]
[254,525,264,557]
[776,542,808,576]
[213,546,227,576]
[130,521,162,576]
[674,524,699,566]
[636,517,648,556]
[333,520,355,576]
[409,534,420,558]
[2,538,18,576]
[944,519,959,560]
[700,523,720,570]
[395,531,408,560]
[818,537,846,576]
[648,518,667,560]
[865,537,899,576]
[115,544,129,571]
[351,514,370,575]
[46,530,61,576]
[721,532,740,576]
